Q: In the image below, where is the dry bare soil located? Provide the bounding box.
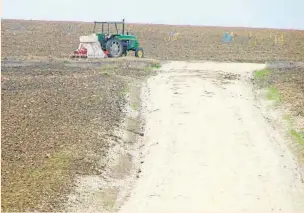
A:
[2,19,304,61]
[1,59,159,211]
[1,19,304,212]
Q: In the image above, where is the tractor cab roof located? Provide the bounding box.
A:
[93,19,125,35]
[93,21,124,24]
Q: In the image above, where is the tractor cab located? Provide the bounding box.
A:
[92,19,144,58]
[93,20,126,50]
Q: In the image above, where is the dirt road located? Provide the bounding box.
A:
[119,61,304,212]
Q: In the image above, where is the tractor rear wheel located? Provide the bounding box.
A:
[135,47,144,58]
[106,38,124,58]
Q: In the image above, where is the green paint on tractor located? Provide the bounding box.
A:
[93,19,144,58]
[96,33,139,51]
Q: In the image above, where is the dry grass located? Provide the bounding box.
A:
[2,19,304,61]
[1,59,157,212]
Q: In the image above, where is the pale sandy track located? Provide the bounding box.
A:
[119,61,304,213]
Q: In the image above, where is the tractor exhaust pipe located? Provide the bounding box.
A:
[122,18,125,34]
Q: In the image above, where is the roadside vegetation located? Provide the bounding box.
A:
[253,66,304,159]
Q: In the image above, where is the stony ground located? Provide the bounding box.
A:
[1,58,159,212]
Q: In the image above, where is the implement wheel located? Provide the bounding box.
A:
[135,48,144,58]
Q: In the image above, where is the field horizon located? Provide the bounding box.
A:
[3,18,304,31]
[2,19,304,62]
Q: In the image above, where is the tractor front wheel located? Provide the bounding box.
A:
[106,38,124,58]
[135,48,144,58]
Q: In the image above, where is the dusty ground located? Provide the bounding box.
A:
[2,19,304,62]
[1,58,159,212]
[1,18,304,212]
[119,61,304,212]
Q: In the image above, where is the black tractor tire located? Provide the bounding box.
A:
[135,47,144,58]
[106,38,124,58]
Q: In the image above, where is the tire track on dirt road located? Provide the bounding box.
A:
[119,61,304,212]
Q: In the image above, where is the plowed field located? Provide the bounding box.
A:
[2,19,304,61]
[1,19,303,212]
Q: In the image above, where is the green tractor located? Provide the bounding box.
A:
[93,19,144,58]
